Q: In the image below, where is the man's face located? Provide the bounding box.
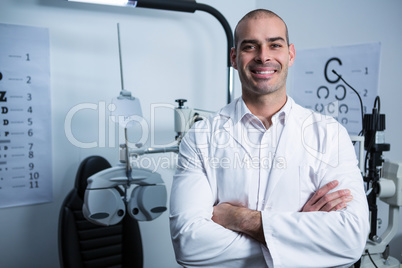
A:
[231,16,295,98]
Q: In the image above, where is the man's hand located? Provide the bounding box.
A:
[212,203,244,231]
[212,203,266,244]
[302,180,353,212]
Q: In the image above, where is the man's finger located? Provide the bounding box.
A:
[321,193,353,212]
[313,180,339,201]
[314,189,351,209]
[304,180,339,210]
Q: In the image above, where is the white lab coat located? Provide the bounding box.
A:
[170,97,369,268]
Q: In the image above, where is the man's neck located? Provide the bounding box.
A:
[242,91,287,129]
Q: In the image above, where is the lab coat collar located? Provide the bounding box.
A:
[218,97,245,126]
[219,98,252,157]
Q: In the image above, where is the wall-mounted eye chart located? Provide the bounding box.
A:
[0,23,52,208]
[290,43,381,136]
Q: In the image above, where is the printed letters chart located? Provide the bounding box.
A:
[0,23,52,208]
[290,43,381,135]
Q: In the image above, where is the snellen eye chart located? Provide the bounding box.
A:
[290,43,381,136]
[0,23,52,208]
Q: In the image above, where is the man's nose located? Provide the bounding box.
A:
[255,47,271,63]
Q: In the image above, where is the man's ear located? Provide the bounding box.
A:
[288,43,296,67]
[230,47,238,69]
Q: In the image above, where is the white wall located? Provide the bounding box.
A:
[0,0,401,267]
[0,0,256,267]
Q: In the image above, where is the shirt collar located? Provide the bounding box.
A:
[238,96,291,128]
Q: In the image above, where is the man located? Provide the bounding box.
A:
[170,9,369,267]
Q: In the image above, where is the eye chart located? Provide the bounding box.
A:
[290,43,381,136]
[0,24,52,208]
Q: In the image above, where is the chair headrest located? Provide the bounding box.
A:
[75,156,112,198]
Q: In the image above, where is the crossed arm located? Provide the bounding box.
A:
[171,119,368,267]
[211,180,353,244]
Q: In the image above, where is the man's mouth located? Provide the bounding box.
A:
[250,67,277,79]
[252,70,275,74]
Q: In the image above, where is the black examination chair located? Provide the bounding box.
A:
[58,155,143,268]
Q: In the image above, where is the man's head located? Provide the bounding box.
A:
[231,9,295,99]
[234,9,290,49]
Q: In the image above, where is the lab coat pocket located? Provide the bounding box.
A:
[299,165,322,210]
[265,164,301,212]
[212,147,253,206]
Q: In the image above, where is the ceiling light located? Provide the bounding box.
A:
[67,0,138,8]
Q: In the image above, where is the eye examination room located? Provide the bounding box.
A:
[0,0,402,267]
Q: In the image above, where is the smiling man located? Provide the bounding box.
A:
[170,9,369,267]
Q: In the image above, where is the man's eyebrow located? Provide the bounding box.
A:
[240,36,286,46]
[267,37,286,43]
[240,39,259,46]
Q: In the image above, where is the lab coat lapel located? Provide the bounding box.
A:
[220,99,253,158]
[264,102,304,204]
[222,119,253,158]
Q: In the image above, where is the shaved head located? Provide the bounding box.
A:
[234,9,289,48]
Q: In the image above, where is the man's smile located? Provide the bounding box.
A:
[253,70,275,74]
[250,67,277,78]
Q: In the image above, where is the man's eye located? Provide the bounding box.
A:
[271,44,282,48]
[243,45,255,50]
